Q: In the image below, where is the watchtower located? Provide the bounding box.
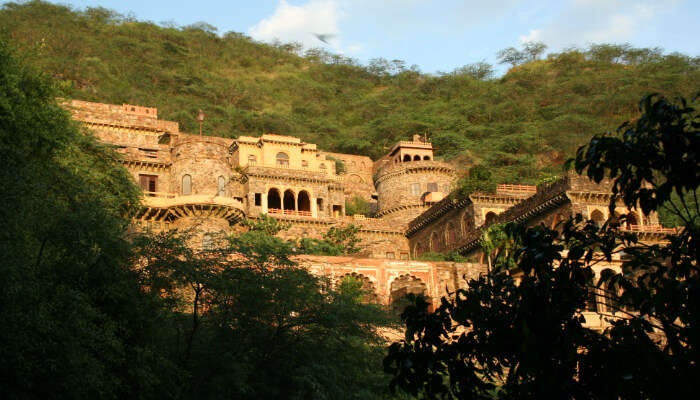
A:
[374,135,456,227]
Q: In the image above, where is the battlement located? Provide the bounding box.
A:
[64,99,178,133]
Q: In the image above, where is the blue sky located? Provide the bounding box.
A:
[18,0,700,74]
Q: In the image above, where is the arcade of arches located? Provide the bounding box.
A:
[266,187,313,215]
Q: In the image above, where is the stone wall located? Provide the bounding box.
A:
[322,151,376,204]
[263,214,409,259]
[64,99,178,133]
[374,160,455,225]
[296,255,485,306]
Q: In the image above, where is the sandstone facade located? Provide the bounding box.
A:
[66,100,675,326]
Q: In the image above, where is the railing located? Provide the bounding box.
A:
[625,225,677,234]
[267,208,312,217]
[142,191,177,198]
[497,184,537,193]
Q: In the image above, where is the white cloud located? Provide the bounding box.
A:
[249,0,346,52]
[517,0,679,50]
[519,29,542,43]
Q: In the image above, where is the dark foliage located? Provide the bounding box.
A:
[385,95,699,399]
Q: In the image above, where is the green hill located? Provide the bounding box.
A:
[1,1,698,185]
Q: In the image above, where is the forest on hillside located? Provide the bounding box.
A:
[1,1,698,188]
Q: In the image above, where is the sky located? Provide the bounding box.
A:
[16,0,700,74]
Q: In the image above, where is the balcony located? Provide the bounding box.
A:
[141,192,244,210]
[267,208,313,217]
[623,224,677,234]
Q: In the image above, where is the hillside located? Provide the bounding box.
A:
[1,1,698,186]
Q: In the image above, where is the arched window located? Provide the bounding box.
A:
[297,190,311,214]
[413,155,421,161]
[283,189,295,211]
[247,155,257,165]
[276,152,289,168]
[403,154,412,162]
[267,188,281,212]
[423,155,431,160]
[217,176,225,196]
[319,163,327,174]
[182,174,192,195]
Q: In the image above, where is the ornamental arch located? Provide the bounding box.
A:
[337,272,379,303]
[390,274,429,311]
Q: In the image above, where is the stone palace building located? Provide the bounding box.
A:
[66,100,675,328]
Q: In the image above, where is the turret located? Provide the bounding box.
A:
[374,136,455,227]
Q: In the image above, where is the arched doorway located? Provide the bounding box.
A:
[423,155,431,160]
[297,190,311,215]
[390,274,429,313]
[337,273,379,303]
[413,155,421,161]
[283,190,295,213]
[484,211,497,225]
[403,154,412,162]
[267,188,281,212]
[591,209,605,228]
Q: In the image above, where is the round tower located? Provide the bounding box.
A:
[169,135,243,238]
[171,135,233,197]
[374,136,455,226]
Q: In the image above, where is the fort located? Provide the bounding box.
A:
[65,99,675,327]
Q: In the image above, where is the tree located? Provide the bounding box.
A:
[0,37,180,399]
[450,62,495,80]
[454,165,497,199]
[135,217,396,399]
[346,196,371,216]
[298,223,362,256]
[496,46,525,67]
[384,94,699,399]
[522,41,547,61]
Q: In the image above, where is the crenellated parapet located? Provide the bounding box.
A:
[374,160,456,227]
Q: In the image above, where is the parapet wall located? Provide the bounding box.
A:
[64,99,179,133]
[296,255,487,305]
